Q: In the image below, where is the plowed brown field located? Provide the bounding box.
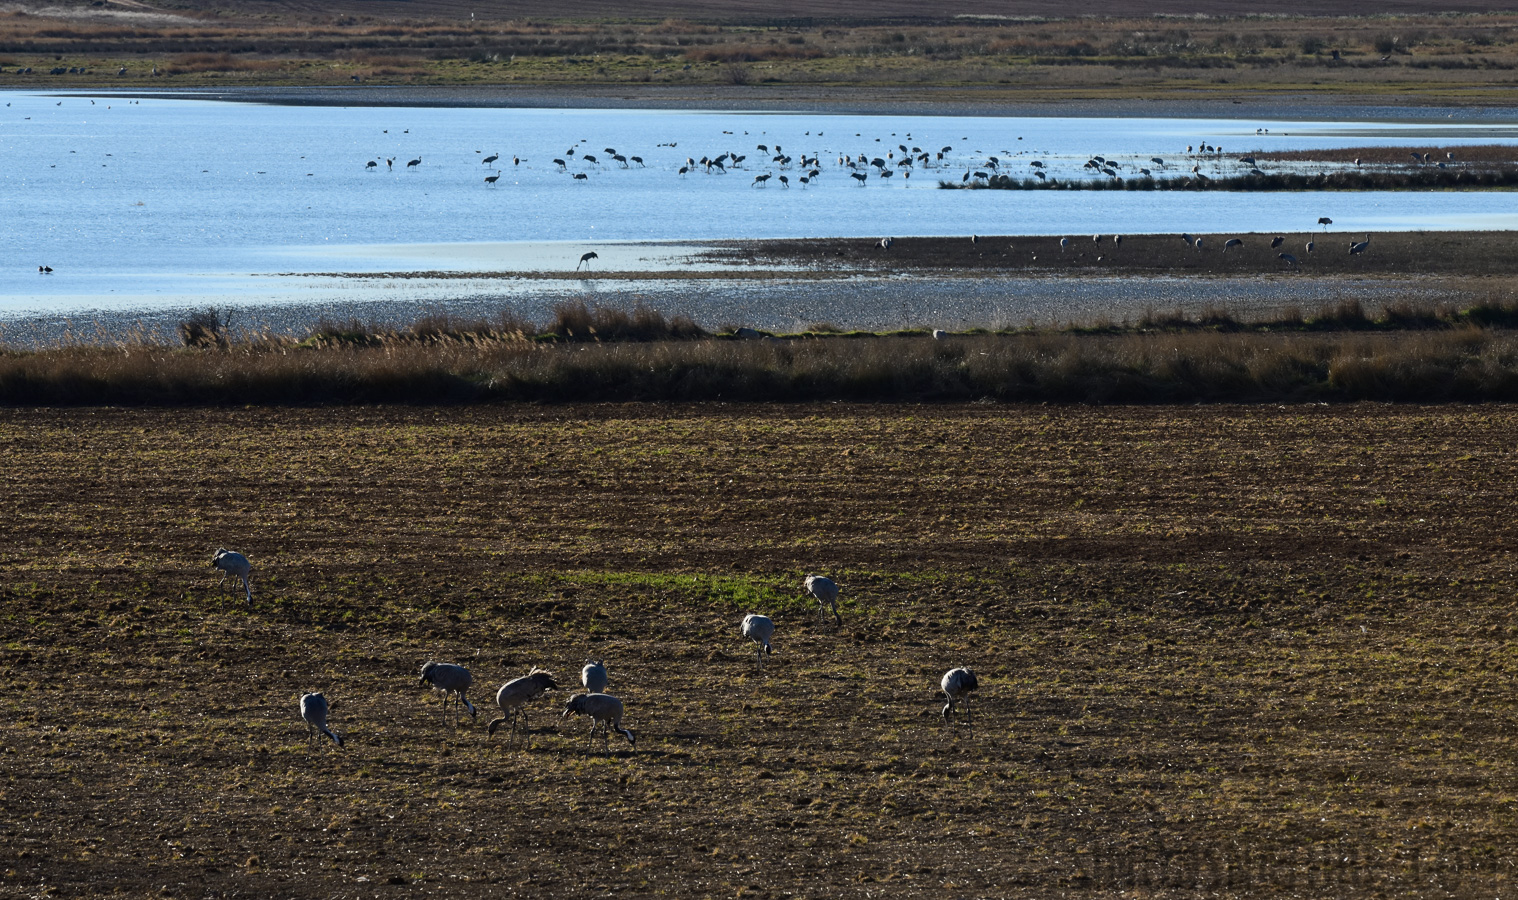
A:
[2,404,1516,897]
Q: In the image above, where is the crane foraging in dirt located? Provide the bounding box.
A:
[300,692,344,748]
[742,614,774,669]
[418,661,478,725]
[804,574,843,626]
[562,693,637,753]
[211,548,252,604]
[941,667,979,726]
[487,668,559,743]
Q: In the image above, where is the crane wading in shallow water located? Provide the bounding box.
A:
[577,251,598,271]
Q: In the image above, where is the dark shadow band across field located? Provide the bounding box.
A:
[11,299,1518,405]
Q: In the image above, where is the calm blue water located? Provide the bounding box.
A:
[4,89,1518,315]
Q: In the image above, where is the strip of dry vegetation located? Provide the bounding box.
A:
[9,299,1518,404]
[7,11,1518,97]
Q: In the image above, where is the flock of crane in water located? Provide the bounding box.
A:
[210,550,980,755]
[358,129,1359,193]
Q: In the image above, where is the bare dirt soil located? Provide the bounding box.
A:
[1,404,1516,897]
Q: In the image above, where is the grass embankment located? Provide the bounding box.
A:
[11,299,1518,404]
[1,404,1517,896]
[8,13,1518,103]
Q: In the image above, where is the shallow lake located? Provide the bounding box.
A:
[4,89,1518,321]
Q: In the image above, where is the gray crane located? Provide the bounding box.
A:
[804,574,842,626]
[487,668,559,742]
[300,692,343,747]
[562,693,636,753]
[940,667,979,725]
[741,614,774,668]
[581,659,608,694]
[1349,235,1371,256]
[418,661,478,725]
[577,251,598,270]
[211,548,252,604]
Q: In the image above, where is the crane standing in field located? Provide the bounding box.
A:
[581,659,608,694]
[577,251,598,271]
[300,692,344,748]
[804,574,843,626]
[941,667,979,726]
[562,693,637,754]
[487,668,559,743]
[211,548,252,604]
[418,661,478,725]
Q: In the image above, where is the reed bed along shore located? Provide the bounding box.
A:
[9,300,1518,405]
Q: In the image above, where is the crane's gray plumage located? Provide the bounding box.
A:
[804,574,843,626]
[562,693,636,753]
[418,661,478,724]
[487,668,559,741]
[581,659,608,694]
[742,614,774,668]
[941,667,979,725]
[300,692,343,747]
[210,548,252,604]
